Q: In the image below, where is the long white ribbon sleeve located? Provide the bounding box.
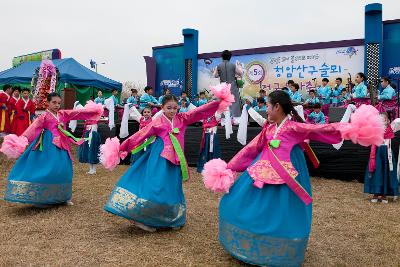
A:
[104,97,115,130]
[68,101,84,132]
[119,104,132,138]
[332,104,357,150]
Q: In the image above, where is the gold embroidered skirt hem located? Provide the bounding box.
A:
[4,180,72,205]
[104,186,186,228]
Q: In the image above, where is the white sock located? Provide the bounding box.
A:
[92,165,96,173]
[88,164,96,174]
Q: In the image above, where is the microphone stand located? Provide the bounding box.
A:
[312,78,319,102]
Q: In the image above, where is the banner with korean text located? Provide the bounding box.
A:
[198,45,364,98]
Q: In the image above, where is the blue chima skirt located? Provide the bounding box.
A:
[131,138,152,164]
[4,130,73,205]
[104,137,186,228]
[130,150,144,164]
[78,130,101,164]
[364,145,399,196]
[196,132,221,173]
[219,145,312,267]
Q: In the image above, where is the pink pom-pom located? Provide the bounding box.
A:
[202,158,235,193]
[99,137,124,170]
[209,83,235,112]
[84,100,104,120]
[0,134,28,159]
[340,104,384,146]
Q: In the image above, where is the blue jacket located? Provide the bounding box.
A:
[317,86,331,104]
[305,97,320,105]
[196,98,208,107]
[94,97,105,105]
[289,91,302,103]
[127,96,138,106]
[331,85,343,104]
[253,105,267,112]
[140,93,159,109]
[353,83,368,98]
[378,85,396,100]
[308,111,326,124]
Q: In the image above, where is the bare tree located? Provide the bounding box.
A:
[121,81,146,101]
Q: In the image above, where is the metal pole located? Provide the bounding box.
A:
[397,78,400,118]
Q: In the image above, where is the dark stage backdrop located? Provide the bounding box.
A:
[76,122,399,182]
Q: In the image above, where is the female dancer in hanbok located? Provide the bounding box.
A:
[202,90,384,266]
[128,106,153,164]
[100,83,234,232]
[78,122,102,175]
[0,93,103,206]
[365,112,399,203]
[67,100,103,175]
[196,112,221,173]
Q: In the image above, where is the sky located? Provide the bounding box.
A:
[1,0,399,84]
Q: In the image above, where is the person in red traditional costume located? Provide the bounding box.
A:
[13,88,36,136]
[0,84,14,136]
[9,87,21,134]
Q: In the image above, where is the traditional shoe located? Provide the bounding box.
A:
[135,222,156,232]
[34,204,51,208]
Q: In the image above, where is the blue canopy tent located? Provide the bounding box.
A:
[0,58,122,105]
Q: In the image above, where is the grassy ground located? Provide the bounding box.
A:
[1,152,400,267]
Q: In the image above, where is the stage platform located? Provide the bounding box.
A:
[75,121,400,182]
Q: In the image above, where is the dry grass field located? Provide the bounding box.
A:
[1,151,400,267]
